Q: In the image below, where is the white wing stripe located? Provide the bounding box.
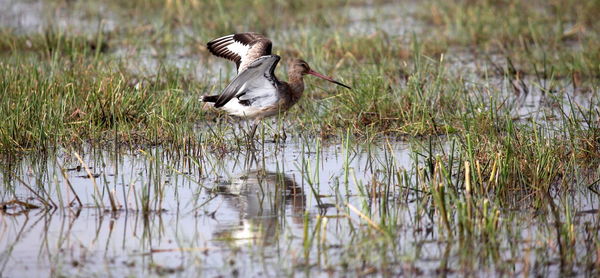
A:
[226,42,250,58]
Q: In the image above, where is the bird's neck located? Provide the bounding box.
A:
[287,70,305,102]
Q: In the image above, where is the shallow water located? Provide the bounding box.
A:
[0,0,118,34]
[0,139,412,276]
[1,138,598,277]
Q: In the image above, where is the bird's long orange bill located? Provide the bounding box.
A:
[308,70,352,89]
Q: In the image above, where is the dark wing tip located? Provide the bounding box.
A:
[213,101,226,108]
[232,32,268,43]
[214,94,230,108]
[201,95,219,103]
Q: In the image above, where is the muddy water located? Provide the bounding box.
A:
[1,138,598,277]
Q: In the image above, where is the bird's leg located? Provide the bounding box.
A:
[281,124,287,141]
[246,118,261,149]
[249,123,259,141]
[270,118,287,142]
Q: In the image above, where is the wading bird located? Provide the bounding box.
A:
[201,32,351,140]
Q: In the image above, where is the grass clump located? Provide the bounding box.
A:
[0,57,204,154]
[424,0,600,80]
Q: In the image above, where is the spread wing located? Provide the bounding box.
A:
[206,33,273,73]
[214,55,281,108]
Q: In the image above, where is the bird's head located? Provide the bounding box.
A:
[289,58,351,89]
[290,59,311,75]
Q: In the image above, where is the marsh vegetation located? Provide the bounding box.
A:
[1,0,599,276]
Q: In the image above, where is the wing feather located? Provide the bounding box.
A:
[214,55,281,108]
[207,33,272,73]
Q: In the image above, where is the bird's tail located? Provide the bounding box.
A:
[201,95,220,103]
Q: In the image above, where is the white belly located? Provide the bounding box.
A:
[222,100,278,119]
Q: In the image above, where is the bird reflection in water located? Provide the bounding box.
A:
[213,170,305,246]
